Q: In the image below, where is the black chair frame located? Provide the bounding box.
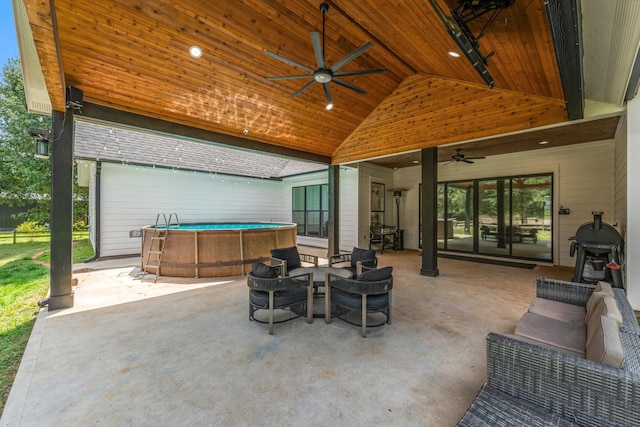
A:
[247,272,313,334]
[324,273,393,338]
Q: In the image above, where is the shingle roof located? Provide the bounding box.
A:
[73,121,327,179]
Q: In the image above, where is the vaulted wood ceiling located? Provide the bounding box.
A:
[23,0,576,165]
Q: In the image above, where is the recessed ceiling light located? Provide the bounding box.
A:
[448,51,461,58]
[539,140,549,145]
[326,102,334,111]
[189,46,202,58]
[412,160,420,164]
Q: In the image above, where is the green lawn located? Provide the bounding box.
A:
[0,236,93,413]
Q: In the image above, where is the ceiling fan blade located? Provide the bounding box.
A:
[465,156,486,160]
[265,74,314,81]
[265,50,315,73]
[323,83,332,105]
[311,32,325,69]
[462,159,475,164]
[330,42,373,72]
[291,80,317,97]
[332,78,366,94]
[442,160,455,167]
[334,68,387,77]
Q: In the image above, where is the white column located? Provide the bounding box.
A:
[627,98,640,309]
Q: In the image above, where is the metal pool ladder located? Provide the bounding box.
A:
[142,213,180,282]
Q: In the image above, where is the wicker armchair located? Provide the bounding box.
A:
[324,267,393,338]
[457,277,640,426]
[247,270,313,335]
[328,247,378,277]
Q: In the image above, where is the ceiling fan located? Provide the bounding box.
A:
[264,3,386,110]
[444,149,486,165]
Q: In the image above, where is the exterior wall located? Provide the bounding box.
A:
[358,162,394,249]
[626,99,640,309]
[98,163,284,257]
[281,168,358,252]
[614,115,627,254]
[88,162,97,250]
[392,140,616,267]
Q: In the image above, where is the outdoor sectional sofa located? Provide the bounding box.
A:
[458,277,640,426]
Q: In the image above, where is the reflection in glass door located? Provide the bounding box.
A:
[511,176,552,260]
[434,174,553,262]
[478,179,510,256]
[445,181,474,252]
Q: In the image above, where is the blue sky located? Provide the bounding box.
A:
[1,1,19,66]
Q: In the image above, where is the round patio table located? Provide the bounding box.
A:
[289,267,353,319]
[290,266,353,284]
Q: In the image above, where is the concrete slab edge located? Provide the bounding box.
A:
[1,309,49,426]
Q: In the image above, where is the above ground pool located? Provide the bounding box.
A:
[141,222,297,278]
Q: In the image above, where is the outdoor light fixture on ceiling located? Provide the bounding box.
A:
[429,0,515,88]
[28,128,51,160]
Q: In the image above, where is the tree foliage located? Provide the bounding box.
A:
[0,58,87,226]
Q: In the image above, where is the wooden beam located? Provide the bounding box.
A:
[544,0,584,120]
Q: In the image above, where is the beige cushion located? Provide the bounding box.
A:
[514,312,586,354]
[595,281,614,297]
[585,291,610,323]
[587,297,623,347]
[528,298,585,324]
[585,315,625,368]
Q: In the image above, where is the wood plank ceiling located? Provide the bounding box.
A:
[23,0,573,165]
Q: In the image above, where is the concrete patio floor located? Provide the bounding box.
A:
[1,248,572,426]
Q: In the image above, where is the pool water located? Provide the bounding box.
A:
[157,222,293,230]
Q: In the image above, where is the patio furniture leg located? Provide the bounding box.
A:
[325,276,332,324]
[268,291,274,335]
[362,295,367,338]
[307,279,314,323]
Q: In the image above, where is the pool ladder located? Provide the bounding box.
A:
[142,213,180,282]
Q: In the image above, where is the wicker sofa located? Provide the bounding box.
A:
[458,277,640,426]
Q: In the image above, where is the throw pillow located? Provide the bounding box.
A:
[251,261,278,278]
[585,315,625,368]
[351,247,376,268]
[270,246,301,271]
[595,281,614,297]
[585,291,609,324]
[357,266,393,281]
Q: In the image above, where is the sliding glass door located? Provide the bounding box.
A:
[432,173,553,262]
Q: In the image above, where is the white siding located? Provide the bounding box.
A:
[88,162,97,251]
[614,115,627,241]
[626,99,640,309]
[338,167,358,251]
[393,166,421,250]
[358,163,394,248]
[393,141,616,266]
[99,163,284,256]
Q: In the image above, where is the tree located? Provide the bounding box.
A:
[0,57,87,227]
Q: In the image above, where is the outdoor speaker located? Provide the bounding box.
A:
[66,85,83,110]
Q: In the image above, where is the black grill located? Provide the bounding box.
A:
[570,212,624,287]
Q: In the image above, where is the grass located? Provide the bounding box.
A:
[0,236,93,413]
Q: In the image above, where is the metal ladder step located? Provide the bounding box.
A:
[141,212,180,282]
